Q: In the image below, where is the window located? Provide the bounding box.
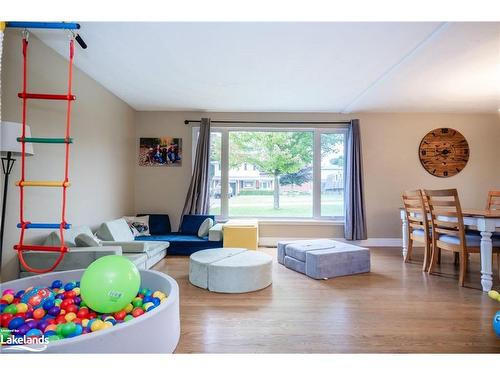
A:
[200,127,346,220]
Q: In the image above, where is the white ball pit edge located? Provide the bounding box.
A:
[1,269,180,353]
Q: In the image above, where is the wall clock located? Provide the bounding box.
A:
[419,128,469,178]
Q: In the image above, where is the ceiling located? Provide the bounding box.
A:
[33,22,499,113]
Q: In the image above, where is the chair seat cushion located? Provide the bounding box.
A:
[412,229,426,237]
[136,233,209,247]
[439,233,500,247]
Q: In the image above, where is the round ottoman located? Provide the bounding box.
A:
[189,248,273,293]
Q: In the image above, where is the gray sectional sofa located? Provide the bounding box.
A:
[19,219,169,278]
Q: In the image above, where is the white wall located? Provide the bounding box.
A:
[135,111,500,239]
[1,31,136,281]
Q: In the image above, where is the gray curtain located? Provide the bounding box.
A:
[344,119,367,240]
[182,118,211,216]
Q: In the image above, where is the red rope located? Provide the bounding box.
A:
[16,35,75,274]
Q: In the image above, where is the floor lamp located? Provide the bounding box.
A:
[1,121,34,275]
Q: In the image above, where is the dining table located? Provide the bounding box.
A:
[400,208,500,292]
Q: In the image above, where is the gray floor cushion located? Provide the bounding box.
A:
[278,239,370,280]
[189,248,272,293]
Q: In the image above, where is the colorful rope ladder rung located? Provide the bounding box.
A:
[17,92,76,101]
[14,33,76,274]
[17,223,72,229]
[18,137,73,144]
[14,244,68,252]
[16,180,71,187]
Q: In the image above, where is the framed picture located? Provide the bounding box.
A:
[139,137,182,167]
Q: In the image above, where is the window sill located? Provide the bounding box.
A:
[218,218,344,226]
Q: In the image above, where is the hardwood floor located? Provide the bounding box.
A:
[152,247,500,353]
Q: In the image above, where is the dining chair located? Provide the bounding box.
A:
[402,189,431,271]
[487,191,500,210]
[424,189,500,287]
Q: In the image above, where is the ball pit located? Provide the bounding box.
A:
[1,269,180,353]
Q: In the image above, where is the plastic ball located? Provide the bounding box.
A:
[3,289,15,296]
[55,315,67,325]
[76,308,89,319]
[65,312,77,322]
[66,324,83,337]
[44,330,57,337]
[51,280,63,289]
[152,297,161,306]
[60,322,77,337]
[4,304,17,314]
[64,282,77,291]
[142,296,153,304]
[54,299,63,307]
[143,302,154,311]
[73,287,81,296]
[16,303,28,313]
[80,256,141,313]
[14,290,25,299]
[26,328,43,338]
[104,317,117,325]
[132,307,144,318]
[124,303,133,313]
[124,314,134,322]
[145,304,156,312]
[44,324,58,333]
[488,290,500,301]
[8,317,25,330]
[26,320,38,329]
[15,324,31,336]
[37,320,50,332]
[66,304,78,314]
[1,313,14,327]
[494,311,500,336]
[132,297,143,308]
[2,294,14,304]
[114,310,127,321]
[90,319,105,332]
[47,306,61,316]
[33,308,45,320]
[60,299,75,310]
[42,299,55,310]
[81,319,90,328]
[73,296,82,305]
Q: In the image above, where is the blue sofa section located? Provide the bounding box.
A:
[136,214,222,256]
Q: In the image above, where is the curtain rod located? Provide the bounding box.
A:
[184,120,351,125]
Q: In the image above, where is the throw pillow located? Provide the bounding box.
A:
[123,215,150,236]
[198,218,214,238]
[75,233,102,247]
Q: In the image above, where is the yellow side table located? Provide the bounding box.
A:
[223,220,259,250]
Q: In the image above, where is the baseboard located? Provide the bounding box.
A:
[259,237,402,247]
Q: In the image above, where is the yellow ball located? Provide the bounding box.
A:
[65,312,77,322]
[73,287,81,296]
[103,321,113,329]
[488,290,500,301]
[124,303,133,313]
[3,294,14,304]
[143,302,154,311]
[152,291,165,299]
[90,320,105,332]
[16,303,28,313]
[81,319,90,328]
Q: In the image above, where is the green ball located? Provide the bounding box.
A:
[47,335,62,342]
[61,322,77,337]
[80,255,141,313]
[4,304,17,314]
[124,314,134,322]
[132,297,143,308]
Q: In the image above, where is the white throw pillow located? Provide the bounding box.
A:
[198,218,214,238]
[75,233,102,247]
[123,215,150,236]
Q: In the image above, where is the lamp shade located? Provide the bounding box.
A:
[0,121,34,156]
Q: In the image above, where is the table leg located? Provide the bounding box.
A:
[401,210,408,259]
[478,218,494,292]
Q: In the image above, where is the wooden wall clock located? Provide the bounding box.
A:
[419,128,469,178]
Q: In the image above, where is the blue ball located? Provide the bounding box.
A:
[8,317,25,330]
[44,330,57,337]
[51,280,63,289]
[15,324,31,337]
[43,298,55,310]
[66,324,83,338]
[15,290,25,298]
[152,297,161,306]
[142,296,153,304]
[64,282,76,291]
[26,328,43,337]
[0,303,6,313]
[493,311,500,336]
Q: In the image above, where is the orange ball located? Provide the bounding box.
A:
[44,324,58,332]
[33,308,45,320]
[65,312,76,322]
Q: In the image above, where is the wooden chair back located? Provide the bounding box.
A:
[402,189,430,237]
[424,189,466,251]
[487,191,500,210]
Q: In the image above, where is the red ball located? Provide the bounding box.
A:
[88,312,97,320]
[1,313,14,327]
[131,307,144,318]
[14,312,26,318]
[65,304,78,313]
[72,318,82,325]
[60,298,74,309]
[76,308,89,319]
[55,315,66,324]
[64,291,76,299]
[114,310,127,321]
